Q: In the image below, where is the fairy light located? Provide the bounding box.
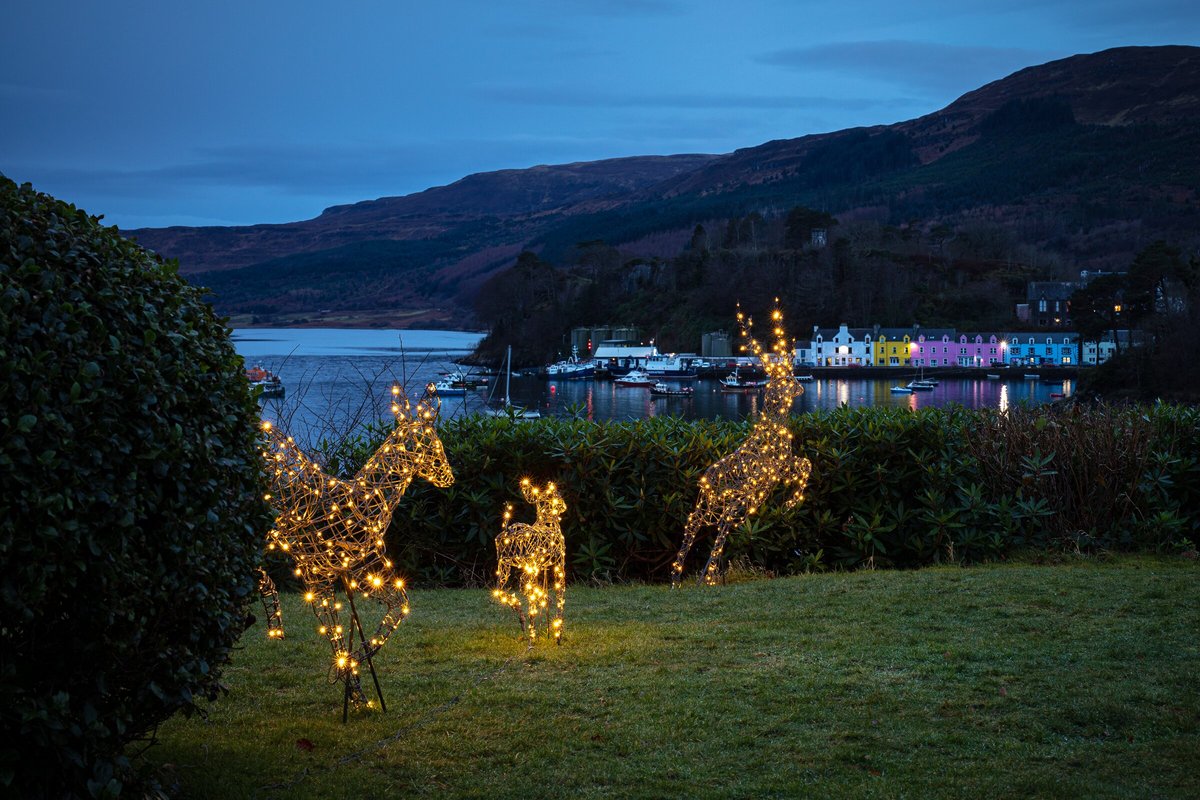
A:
[259,383,454,709]
[672,300,813,586]
[492,479,567,644]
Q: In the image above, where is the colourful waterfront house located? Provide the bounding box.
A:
[1003,332,1079,365]
[910,329,957,367]
[952,333,1007,367]
[807,324,873,366]
[873,327,915,366]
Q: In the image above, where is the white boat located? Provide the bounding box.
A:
[644,354,697,379]
[444,370,487,389]
[986,373,1001,380]
[485,346,541,418]
[720,368,768,392]
[907,380,935,391]
[1024,373,1040,380]
[615,369,655,387]
[432,379,467,396]
[796,374,814,381]
[890,385,913,394]
[650,382,694,397]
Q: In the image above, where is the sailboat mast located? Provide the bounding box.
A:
[505,345,512,405]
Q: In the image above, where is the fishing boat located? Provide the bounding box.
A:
[545,346,594,380]
[246,365,285,399]
[615,369,655,388]
[650,382,694,397]
[485,346,541,418]
[432,379,467,396]
[444,370,488,389]
[719,369,767,392]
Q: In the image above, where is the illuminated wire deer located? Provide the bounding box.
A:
[260,384,454,710]
[493,479,568,644]
[672,303,812,586]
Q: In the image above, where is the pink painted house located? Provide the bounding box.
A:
[909,329,955,367]
[952,333,1007,367]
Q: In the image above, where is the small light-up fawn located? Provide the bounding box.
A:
[672,303,812,586]
[493,479,568,644]
[260,383,454,707]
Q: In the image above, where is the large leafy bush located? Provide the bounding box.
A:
[0,178,273,797]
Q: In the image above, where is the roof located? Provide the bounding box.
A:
[1027,281,1077,301]
[593,345,656,359]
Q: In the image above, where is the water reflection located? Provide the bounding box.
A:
[248,353,1073,449]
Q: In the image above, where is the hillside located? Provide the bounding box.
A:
[122,46,1200,328]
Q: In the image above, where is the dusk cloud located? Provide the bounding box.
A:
[757,41,1051,94]
[476,86,920,112]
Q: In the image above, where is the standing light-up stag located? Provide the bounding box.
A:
[672,302,813,587]
[493,479,568,644]
[260,383,454,709]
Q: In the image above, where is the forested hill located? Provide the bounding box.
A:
[123,45,1200,334]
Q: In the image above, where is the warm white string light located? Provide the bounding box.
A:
[260,384,454,708]
[672,300,813,586]
[493,479,567,644]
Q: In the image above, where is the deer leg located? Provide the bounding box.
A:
[672,504,710,588]
[783,457,814,511]
[701,515,741,586]
[311,583,366,707]
[551,559,566,645]
[256,568,284,639]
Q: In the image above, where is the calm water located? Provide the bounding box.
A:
[233,328,1073,448]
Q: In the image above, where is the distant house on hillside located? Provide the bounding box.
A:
[1020,281,1076,327]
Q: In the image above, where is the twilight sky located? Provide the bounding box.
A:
[2,1,1196,229]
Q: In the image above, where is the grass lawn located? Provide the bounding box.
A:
[145,556,1199,799]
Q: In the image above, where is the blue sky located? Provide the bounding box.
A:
[2,0,1196,228]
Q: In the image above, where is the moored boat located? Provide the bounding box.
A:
[432,379,468,396]
[246,365,285,399]
[907,380,935,391]
[545,346,595,380]
[615,369,655,387]
[890,385,913,394]
[650,382,694,397]
[720,369,767,392]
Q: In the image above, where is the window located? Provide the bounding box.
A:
[1039,299,1047,312]
[959,347,967,355]
[989,347,997,355]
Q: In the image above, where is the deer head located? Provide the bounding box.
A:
[519,478,567,520]
[737,301,802,416]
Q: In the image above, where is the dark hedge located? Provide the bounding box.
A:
[0,178,273,798]
[317,403,1199,586]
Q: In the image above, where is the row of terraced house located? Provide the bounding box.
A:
[793,325,1125,368]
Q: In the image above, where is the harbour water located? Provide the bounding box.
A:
[233,328,1074,448]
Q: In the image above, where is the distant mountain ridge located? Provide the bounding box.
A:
[123,45,1200,326]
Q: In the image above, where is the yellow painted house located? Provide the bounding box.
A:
[873,327,915,366]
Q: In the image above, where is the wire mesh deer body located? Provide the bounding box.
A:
[260,384,454,706]
[493,479,567,644]
[672,304,812,586]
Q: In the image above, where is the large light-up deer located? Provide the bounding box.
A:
[672,303,812,586]
[260,383,454,710]
[493,479,568,645]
